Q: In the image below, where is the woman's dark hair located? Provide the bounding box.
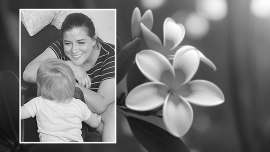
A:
[61,13,96,38]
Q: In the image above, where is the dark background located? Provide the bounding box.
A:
[1,0,270,151]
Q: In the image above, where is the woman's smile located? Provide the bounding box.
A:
[71,53,82,59]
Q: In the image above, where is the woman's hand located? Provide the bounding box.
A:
[66,61,91,88]
[74,66,91,89]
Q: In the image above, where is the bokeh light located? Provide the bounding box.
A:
[185,13,210,39]
[140,0,166,9]
[171,10,188,24]
[196,0,227,21]
[250,0,270,18]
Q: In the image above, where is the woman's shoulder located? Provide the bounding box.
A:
[100,42,115,54]
[49,39,62,49]
[48,38,69,60]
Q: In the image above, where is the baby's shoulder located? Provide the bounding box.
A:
[70,98,90,112]
[27,96,42,103]
[71,98,87,106]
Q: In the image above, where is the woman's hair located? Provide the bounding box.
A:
[36,59,75,102]
[61,13,96,38]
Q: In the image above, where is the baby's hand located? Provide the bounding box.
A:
[89,113,101,128]
[96,120,104,133]
[66,61,91,88]
[74,66,91,89]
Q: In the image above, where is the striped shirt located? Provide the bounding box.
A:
[49,39,115,92]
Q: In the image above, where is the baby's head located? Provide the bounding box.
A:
[36,59,75,102]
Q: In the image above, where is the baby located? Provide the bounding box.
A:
[21,59,101,142]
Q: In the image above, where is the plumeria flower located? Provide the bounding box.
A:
[140,16,217,71]
[131,7,153,38]
[126,48,224,137]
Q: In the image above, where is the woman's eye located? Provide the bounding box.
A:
[64,42,71,45]
[78,42,85,45]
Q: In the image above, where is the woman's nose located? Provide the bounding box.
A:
[71,44,79,53]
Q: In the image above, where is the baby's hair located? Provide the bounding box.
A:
[36,59,75,102]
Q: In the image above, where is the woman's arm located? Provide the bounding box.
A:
[77,78,115,114]
[23,47,57,83]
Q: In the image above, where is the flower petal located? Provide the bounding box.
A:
[172,46,200,87]
[140,23,163,52]
[126,82,169,111]
[180,80,224,106]
[163,18,185,51]
[131,7,142,38]
[136,50,175,86]
[178,45,216,71]
[141,9,154,30]
[163,93,193,137]
[197,50,217,71]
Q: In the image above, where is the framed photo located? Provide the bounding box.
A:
[19,9,116,144]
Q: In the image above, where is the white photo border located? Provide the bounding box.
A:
[19,8,117,144]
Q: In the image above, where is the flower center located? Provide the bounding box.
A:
[177,85,191,98]
[168,88,175,95]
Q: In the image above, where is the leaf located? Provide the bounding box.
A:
[117,37,142,83]
[127,116,190,152]
[117,93,126,106]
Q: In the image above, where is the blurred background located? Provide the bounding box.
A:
[1,0,270,151]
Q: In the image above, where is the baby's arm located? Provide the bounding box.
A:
[21,98,38,119]
[78,98,102,128]
[84,113,102,128]
[21,106,33,119]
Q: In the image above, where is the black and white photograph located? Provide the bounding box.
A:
[0,0,270,151]
[20,9,116,143]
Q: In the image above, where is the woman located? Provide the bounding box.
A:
[23,13,115,142]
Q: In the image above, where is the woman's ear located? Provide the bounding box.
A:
[91,35,99,48]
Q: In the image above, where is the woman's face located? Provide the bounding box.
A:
[63,26,96,66]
